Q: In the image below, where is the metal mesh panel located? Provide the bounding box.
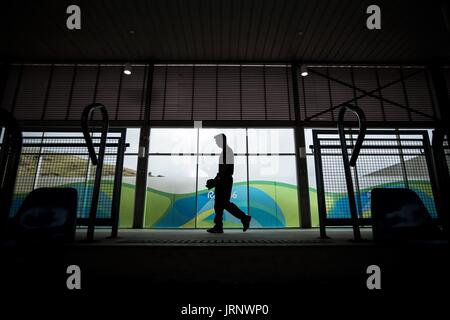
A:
[9,132,123,225]
[314,130,437,222]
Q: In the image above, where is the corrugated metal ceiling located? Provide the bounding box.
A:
[0,0,449,63]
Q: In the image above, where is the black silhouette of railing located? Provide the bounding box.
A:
[81,103,109,242]
[337,104,367,241]
[0,109,23,231]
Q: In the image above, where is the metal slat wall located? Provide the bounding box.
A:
[149,64,294,121]
[1,64,148,122]
[444,66,450,102]
[298,65,437,123]
[14,65,51,120]
[0,63,438,125]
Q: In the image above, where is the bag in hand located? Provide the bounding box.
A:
[206,179,216,190]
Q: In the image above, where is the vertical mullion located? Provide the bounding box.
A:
[215,64,218,120]
[40,64,54,120]
[350,66,358,109]
[301,75,307,119]
[291,63,311,228]
[115,66,124,121]
[313,133,327,238]
[375,66,386,121]
[133,64,154,228]
[285,65,292,121]
[139,65,148,121]
[326,67,334,121]
[400,66,413,121]
[65,64,77,121]
[90,64,101,121]
[10,64,24,116]
[0,63,10,109]
[424,68,438,119]
[194,128,200,228]
[162,65,168,121]
[239,65,243,120]
[110,129,126,237]
[246,128,250,216]
[263,65,267,120]
[191,65,195,121]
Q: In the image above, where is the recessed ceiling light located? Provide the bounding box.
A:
[123,62,132,75]
[129,30,135,34]
[300,65,308,77]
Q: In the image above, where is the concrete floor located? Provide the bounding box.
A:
[74,227,374,246]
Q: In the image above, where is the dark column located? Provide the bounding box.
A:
[0,63,9,107]
[133,64,154,228]
[428,65,450,125]
[291,63,311,228]
[428,64,450,233]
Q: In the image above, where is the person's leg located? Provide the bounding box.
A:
[224,201,246,220]
[222,177,251,231]
[213,204,224,229]
[211,183,226,230]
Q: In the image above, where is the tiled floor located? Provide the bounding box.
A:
[74,228,374,246]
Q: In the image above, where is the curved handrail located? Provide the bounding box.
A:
[81,103,109,166]
[81,103,109,241]
[337,104,367,167]
[0,108,23,227]
[337,104,367,241]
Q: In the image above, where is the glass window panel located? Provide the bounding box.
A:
[248,155,299,228]
[149,128,197,153]
[120,155,138,227]
[145,155,197,228]
[125,128,140,154]
[248,128,295,154]
[198,128,246,154]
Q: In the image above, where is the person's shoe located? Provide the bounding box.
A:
[242,215,252,232]
[207,227,224,234]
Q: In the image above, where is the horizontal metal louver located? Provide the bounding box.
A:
[217,65,241,120]
[149,65,166,121]
[14,65,50,120]
[444,67,450,103]
[117,65,147,121]
[299,66,436,123]
[148,64,293,121]
[1,63,437,124]
[67,65,98,120]
[193,65,216,120]
[0,65,21,113]
[2,64,148,122]
[44,65,75,120]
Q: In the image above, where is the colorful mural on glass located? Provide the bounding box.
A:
[143,181,300,228]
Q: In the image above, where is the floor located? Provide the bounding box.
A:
[74,227,374,246]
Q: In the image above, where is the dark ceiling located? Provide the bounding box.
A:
[1,0,449,63]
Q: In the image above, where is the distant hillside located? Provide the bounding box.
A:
[18,154,136,177]
[365,156,428,177]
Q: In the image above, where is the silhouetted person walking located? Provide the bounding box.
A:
[206,134,251,233]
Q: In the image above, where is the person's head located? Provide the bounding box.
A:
[214,133,227,148]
